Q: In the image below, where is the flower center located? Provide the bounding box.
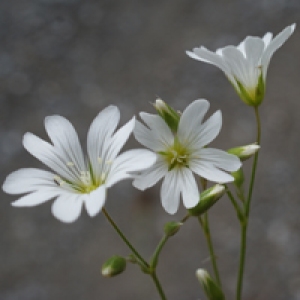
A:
[160,139,190,171]
[53,158,112,194]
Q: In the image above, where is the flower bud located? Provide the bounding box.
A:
[101,255,126,277]
[164,221,182,237]
[188,184,225,216]
[196,269,225,300]
[154,98,180,132]
[228,143,260,161]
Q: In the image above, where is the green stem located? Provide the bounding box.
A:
[245,107,261,217]
[199,214,222,287]
[150,235,169,269]
[102,208,168,300]
[236,107,261,300]
[225,186,244,222]
[102,208,149,269]
[151,272,167,300]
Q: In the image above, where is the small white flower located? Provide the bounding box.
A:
[133,99,241,214]
[187,24,295,106]
[2,106,156,223]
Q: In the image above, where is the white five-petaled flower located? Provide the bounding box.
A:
[2,106,156,223]
[133,99,241,214]
[186,24,296,106]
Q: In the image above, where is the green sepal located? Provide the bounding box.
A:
[235,72,265,107]
[231,168,244,188]
[164,221,182,237]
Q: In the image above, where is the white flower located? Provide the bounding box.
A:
[2,106,156,223]
[186,24,296,106]
[133,99,241,214]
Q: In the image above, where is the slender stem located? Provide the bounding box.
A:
[236,221,247,300]
[198,214,222,287]
[102,208,149,268]
[151,272,167,300]
[103,208,168,299]
[245,106,261,217]
[225,186,244,222]
[181,214,191,223]
[150,235,169,269]
[236,107,261,300]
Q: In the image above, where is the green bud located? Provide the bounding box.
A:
[231,168,244,188]
[154,98,180,132]
[164,221,182,237]
[188,184,226,217]
[101,255,126,277]
[196,269,225,300]
[228,143,260,161]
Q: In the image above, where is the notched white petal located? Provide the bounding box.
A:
[105,117,135,161]
[178,99,210,144]
[3,168,56,195]
[52,194,83,223]
[84,185,106,217]
[199,148,242,172]
[12,189,61,207]
[161,170,181,214]
[178,168,199,209]
[106,149,157,188]
[133,157,168,191]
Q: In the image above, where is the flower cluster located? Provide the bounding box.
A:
[1,23,296,300]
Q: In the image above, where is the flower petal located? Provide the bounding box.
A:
[186,46,234,82]
[3,168,57,195]
[23,133,80,184]
[197,148,242,172]
[134,120,162,151]
[45,115,86,174]
[84,185,106,217]
[261,24,296,78]
[161,170,181,214]
[51,194,83,223]
[133,157,168,191]
[177,99,210,145]
[220,46,252,87]
[11,189,62,207]
[189,110,222,150]
[87,106,120,179]
[262,32,273,47]
[104,117,135,162]
[106,149,157,188]
[190,160,234,183]
[139,112,174,149]
[178,168,199,209]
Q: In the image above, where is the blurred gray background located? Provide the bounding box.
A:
[1,0,300,299]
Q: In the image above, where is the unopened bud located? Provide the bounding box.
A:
[196,269,225,300]
[101,255,126,277]
[164,221,182,237]
[154,98,180,132]
[188,184,225,216]
[228,143,260,161]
